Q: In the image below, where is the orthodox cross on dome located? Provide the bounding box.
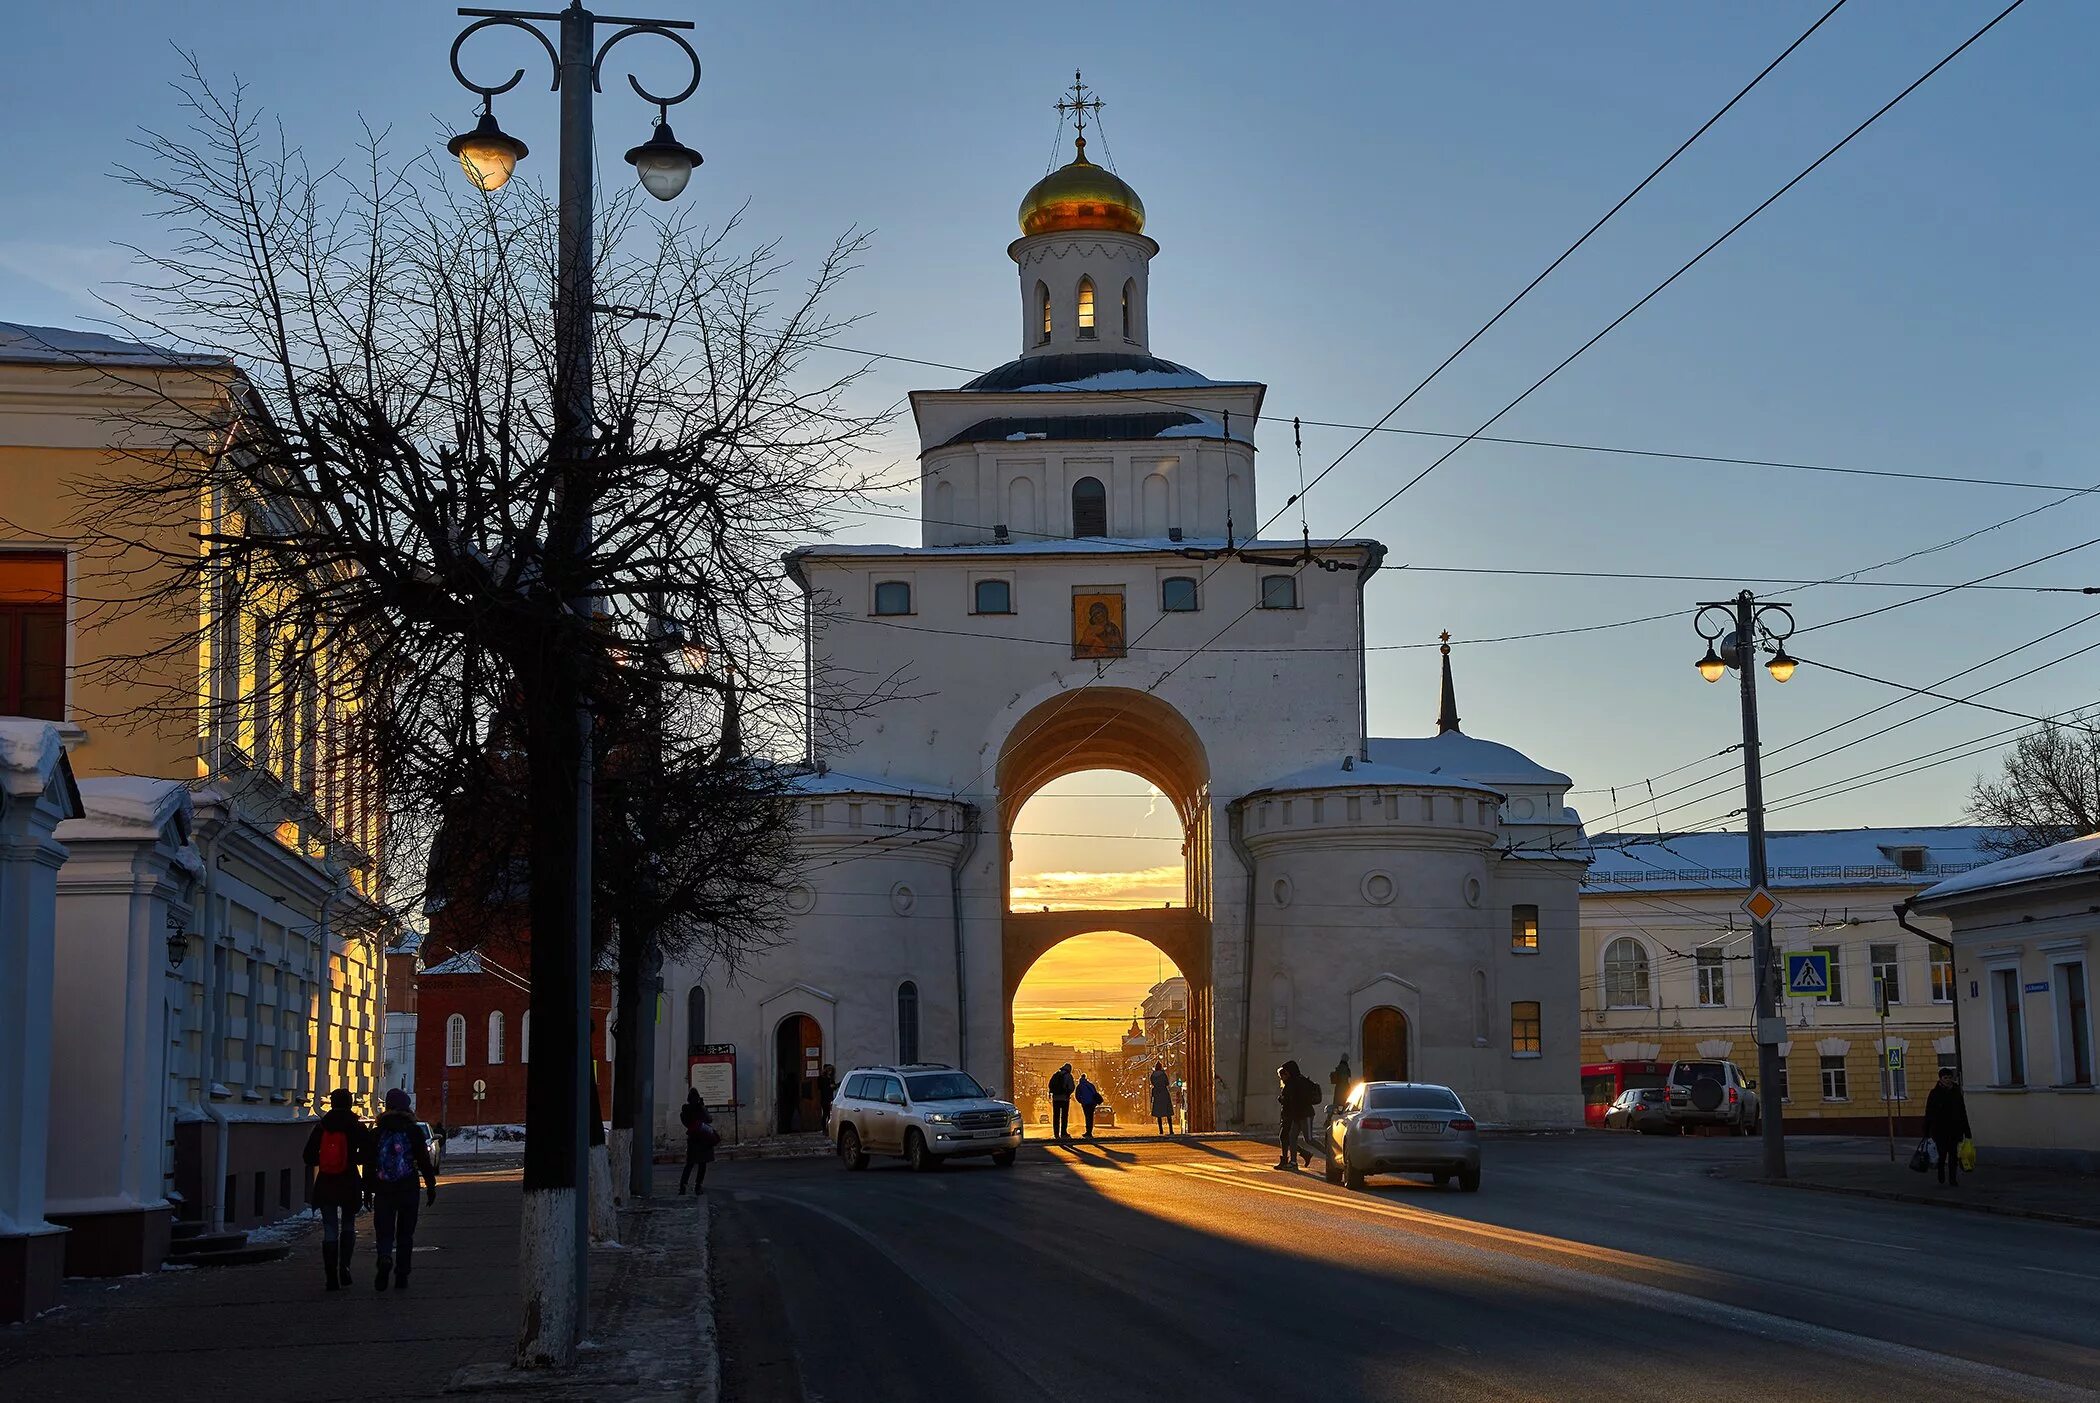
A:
[1055,70,1105,156]
[1437,631,1462,735]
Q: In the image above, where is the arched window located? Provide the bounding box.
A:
[897,981,921,1063]
[1604,937,1652,1009]
[1071,476,1107,537]
[521,1010,531,1063]
[687,985,706,1055]
[973,578,1012,614]
[1259,574,1298,610]
[1037,282,1051,343]
[1160,576,1198,612]
[873,580,912,615]
[1121,279,1134,340]
[445,1013,466,1067]
[1076,278,1096,338]
[488,1009,506,1064]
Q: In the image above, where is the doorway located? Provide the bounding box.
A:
[1362,1006,1409,1082]
[774,1014,824,1134]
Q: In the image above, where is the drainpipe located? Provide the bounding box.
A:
[1895,899,1963,1083]
[195,816,229,1232]
[1227,800,1258,1129]
[949,803,979,1072]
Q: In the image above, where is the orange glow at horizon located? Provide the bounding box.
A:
[1012,930,1184,1050]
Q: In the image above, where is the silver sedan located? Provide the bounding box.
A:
[1324,1081,1482,1192]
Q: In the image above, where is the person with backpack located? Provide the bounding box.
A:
[1048,1063,1076,1141]
[1074,1073,1104,1139]
[366,1088,439,1291]
[678,1088,718,1194]
[303,1087,370,1290]
[1275,1061,1320,1171]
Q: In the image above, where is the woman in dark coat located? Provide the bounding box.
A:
[303,1088,370,1290]
[1149,1062,1174,1134]
[678,1088,717,1194]
[1923,1066,1972,1187]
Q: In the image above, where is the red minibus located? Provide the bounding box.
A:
[1581,1060,1669,1127]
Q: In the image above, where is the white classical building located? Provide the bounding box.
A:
[655,126,1589,1139]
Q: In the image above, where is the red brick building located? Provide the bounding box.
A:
[411,926,614,1131]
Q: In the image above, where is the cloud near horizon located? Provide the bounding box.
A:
[1008,863,1184,909]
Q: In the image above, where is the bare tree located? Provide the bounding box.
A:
[55,66,886,1365]
[1968,717,2100,858]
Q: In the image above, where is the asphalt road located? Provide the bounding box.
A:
[710,1132,2100,1403]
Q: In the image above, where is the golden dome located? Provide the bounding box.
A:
[1018,137,1145,237]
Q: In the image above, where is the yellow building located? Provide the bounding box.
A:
[0,321,388,1237]
[1580,827,1993,1132]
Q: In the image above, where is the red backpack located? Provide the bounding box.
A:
[318,1127,351,1176]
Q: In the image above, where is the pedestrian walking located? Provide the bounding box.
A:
[1048,1063,1076,1140]
[367,1089,439,1292]
[1328,1055,1353,1115]
[1923,1066,1972,1188]
[819,1064,839,1131]
[303,1088,370,1291]
[679,1087,718,1194]
[1075,1073,1104,1139]
[1275,1061,1320,1171]
[432,1120,448,1170]
[1149,1061,1174,1134]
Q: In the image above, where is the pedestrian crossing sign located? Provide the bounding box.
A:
[1785,950,1832,998]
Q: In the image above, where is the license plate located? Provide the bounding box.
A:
[1396,1121,1442,1134]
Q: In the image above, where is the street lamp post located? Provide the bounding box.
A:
[1695,591,1801,1181]
[446,2,702,1368]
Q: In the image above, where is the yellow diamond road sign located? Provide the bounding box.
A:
[1741,886,1781,922]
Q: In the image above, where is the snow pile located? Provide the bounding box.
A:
[1917,832,2100,901]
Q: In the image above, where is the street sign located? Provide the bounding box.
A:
[472,1078,487,1095]
[1740,886,1782,923]
[1784,950,1832,998]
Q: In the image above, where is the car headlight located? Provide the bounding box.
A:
[927,1112,955,1124]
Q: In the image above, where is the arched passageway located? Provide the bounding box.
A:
[1009,931,1190,1130]
[997,688,1215,1129]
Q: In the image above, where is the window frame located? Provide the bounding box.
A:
[1989,962,2027,1086]
[1602,936,1652,1010]
[1121,279,1134,340]
[1930,947,1955,1004]
[488,1009,505,1065]
[1509,1000,1541,1057]
[1076,277,1097,339]
[1695,946,1727,1008]
[2046,950,2092,1088]
[1871,943,1901,1005]
[0,550,66,721]
[1820,1054,1849,1102]
[872,579,913,616]
[1159,575,1199,613]
[972,577,1014,616]
[445,1013,466,1067]
[1510,905,1539,953]
[1036,281,1051,344]
[1071,476,1108,538]
[1258,574,1299,610]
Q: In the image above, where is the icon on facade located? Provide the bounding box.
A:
[1072,591,1126,658]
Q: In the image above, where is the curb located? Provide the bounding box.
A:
[1741,1173,2100,1230]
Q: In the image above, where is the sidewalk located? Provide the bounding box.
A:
[1714,1137,2100,1228]
[0,1161,715,1401]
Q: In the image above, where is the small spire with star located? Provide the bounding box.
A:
[1436,630,1461,735]
[1055,69,1105,161]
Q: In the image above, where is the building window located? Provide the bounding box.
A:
[1510,905,1538,952]
[1813,944,1843,1004]
[1160,576,1198,612]
[873,580,912,615]
[1071,476,1107,538]
[445,1014,466,1067]
[1076,278,1096,338]
[687,985,707,1055]
[521,1009,530,1064]
[1121,279,1134,339]
[1871,943,1901,1005]
[1696,946,1727,1007]
[1894,847,1926,873]
[1820,1055,1848,1101]
[1510,1001,1541,1057]
[0,552,65,720]
[1603,937,1651,1009]
[973,579,1012,615]
[488,1010,505,1064]
[1037,281,1051,343]
[2060,960,2092,1087]
[1259,574,1298,610]
[1881,1048,1907,1102]
[1930,947,1954,1003]
[1992,967,2026,1085]
[897,981,920,1063]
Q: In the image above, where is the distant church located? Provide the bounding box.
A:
[655,85,1589,1138]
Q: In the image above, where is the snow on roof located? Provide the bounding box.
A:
[1368,732,1571,789]
[1248,754,1501,798]
[791,536,1379,561]
[953,352,1253,394]
[0,717,66,785]
[1914,831,2100,903]
[789,768,948,797]
[0,321,228,369]
[1001,368,1246,392]
[420,950,483,976]
[1586,825,2000,893]
[60,777,194,848]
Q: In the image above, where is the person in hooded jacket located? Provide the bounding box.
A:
[1047,1063,1076,1141]
[366,1088,439,1291]
[304,1088,370,1290]
[1275,1061,1321,1171]
[1075,1073,1104,1139]
[679,1088,717,1194]
[1923,1066,1973,1187]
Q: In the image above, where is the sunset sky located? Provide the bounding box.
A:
[1009,771,1185,1049]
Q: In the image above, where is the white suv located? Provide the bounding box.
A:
[832,1064,1023,1171]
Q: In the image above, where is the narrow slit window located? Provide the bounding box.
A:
[1071,477,1107,537]
[1122,280,1134,339]
[1037,282,1051,343]
[1077,278,1096,337]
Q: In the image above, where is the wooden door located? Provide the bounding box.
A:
[1361,1006,1409,1083]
